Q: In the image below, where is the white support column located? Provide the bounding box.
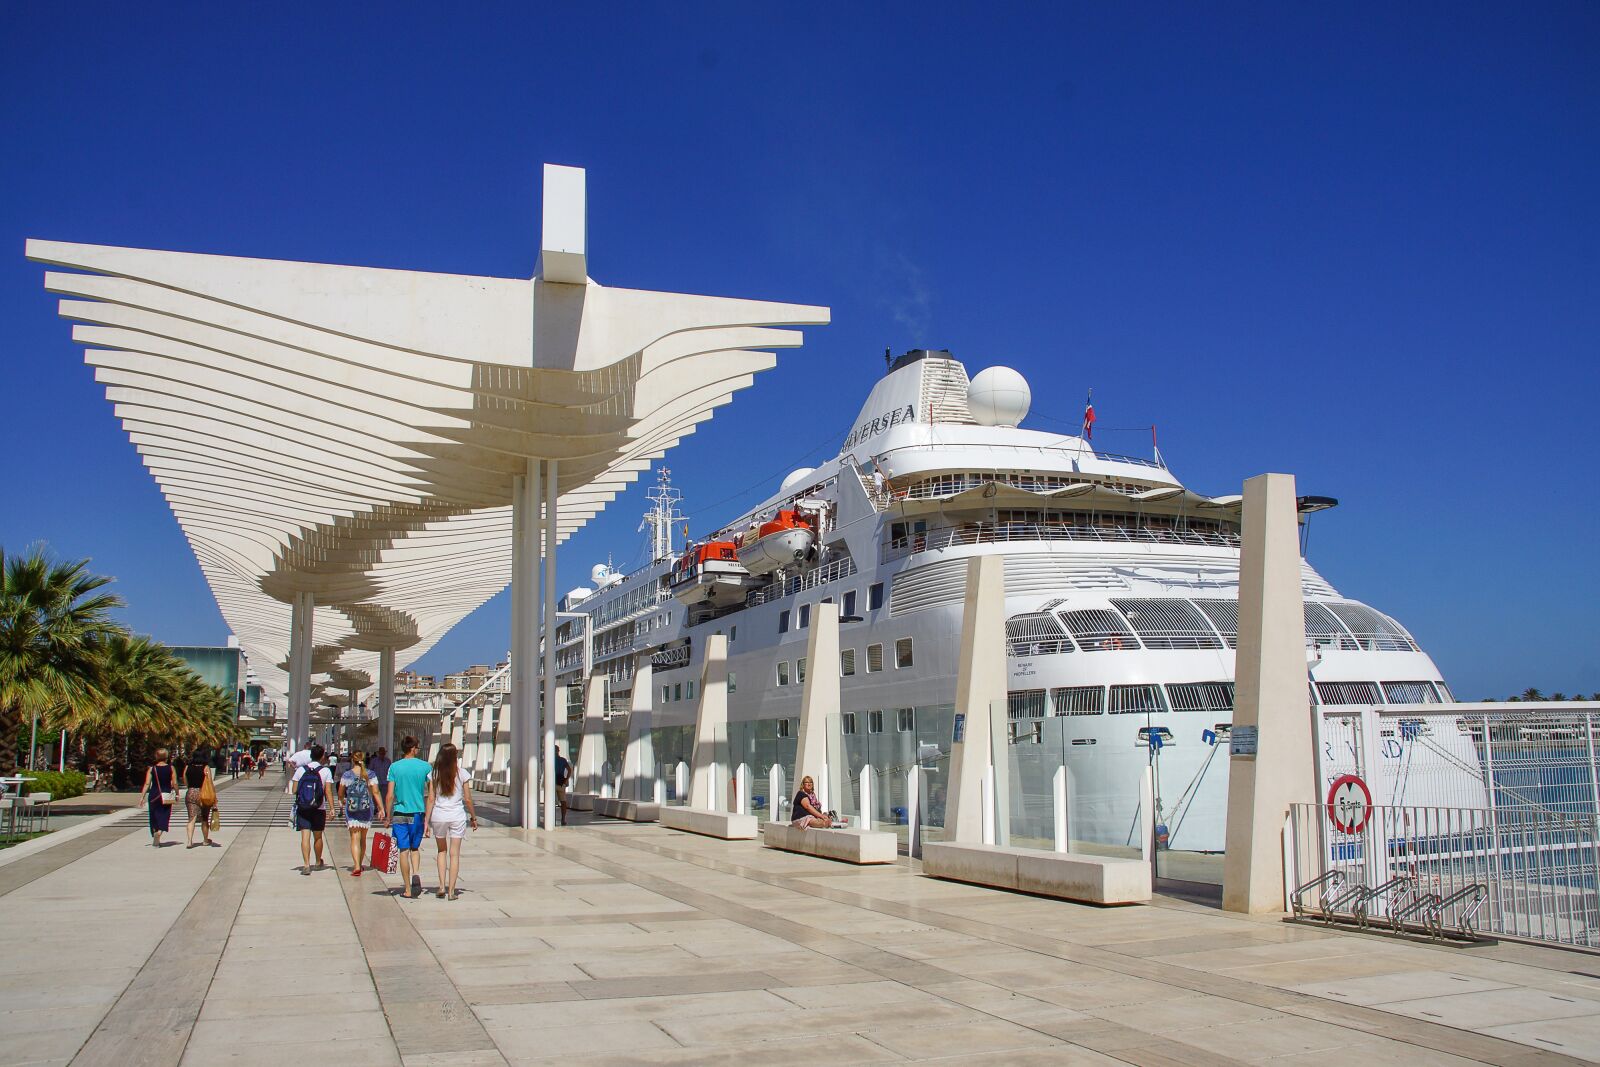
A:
[288,590,315,753]
[1053,765,1070,853]
[510,460,540,828]
[944,555,1007,844]
[1223,473,1318,914]
[860,764,874,831]
[542,459,560,830]
[688,633,729,810]
[735,764,750,816]
[576,672,607,794]
[622,659,654,802]
[795,601,839,807]
[769,764,784,822]
[906,766,921,858]
[379,647,395,758]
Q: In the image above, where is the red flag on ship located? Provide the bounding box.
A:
[1082,390,1095,441]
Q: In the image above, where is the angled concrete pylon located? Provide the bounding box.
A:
[1223,473,1317,913]
[575,672,608,795]
[622,658,654,801]
[944,555,1007,843]
[687,634,729,811]
[794,601,840,809]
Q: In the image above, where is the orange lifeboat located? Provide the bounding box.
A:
[736,509,816,576]
[669,540,753,606]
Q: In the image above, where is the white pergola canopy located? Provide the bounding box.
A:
[28,165,829,707]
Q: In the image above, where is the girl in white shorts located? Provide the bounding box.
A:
[423,743,477,900]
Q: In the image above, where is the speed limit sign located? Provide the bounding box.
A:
[1326,774,1372,834]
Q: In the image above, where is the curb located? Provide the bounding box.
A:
[0,804,141,868]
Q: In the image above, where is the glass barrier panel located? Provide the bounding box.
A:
[1152,718,1231,885]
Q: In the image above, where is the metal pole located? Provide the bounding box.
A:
[379,648,395,757]
[28,712,38,771]
[542,459,560,830]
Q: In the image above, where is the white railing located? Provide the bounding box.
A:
[744,556,858,607]
[882,521,1240,563]
[1287,802,1600,947]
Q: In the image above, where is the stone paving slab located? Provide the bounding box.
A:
[4,800,1600,1065]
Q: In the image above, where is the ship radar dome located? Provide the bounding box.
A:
[967,366,1031,427]
[780,467,816,493]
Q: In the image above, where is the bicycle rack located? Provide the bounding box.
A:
[1290,870,1345,920]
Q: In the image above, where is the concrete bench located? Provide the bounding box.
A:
[566,792,598,812]
[762,822,897,864]
[658,806,758,840]
[593,797,659,822]
[921,841,1150,905]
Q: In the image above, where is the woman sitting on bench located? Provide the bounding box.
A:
[791,776,834,829]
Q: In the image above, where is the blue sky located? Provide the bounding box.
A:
[2,4,1595,700]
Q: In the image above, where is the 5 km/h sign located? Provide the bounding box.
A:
[1326,774,1373,834]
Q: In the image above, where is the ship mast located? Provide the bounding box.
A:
[639,467,688,563]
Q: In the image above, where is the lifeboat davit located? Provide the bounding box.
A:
[736,509,815,576]
[668,541,753,607]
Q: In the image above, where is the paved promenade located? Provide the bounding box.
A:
[3,778,1599,1066]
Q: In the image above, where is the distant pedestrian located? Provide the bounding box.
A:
[424,743,477,900]
[184,752,219,848]
[141,748,177,847]
[256,749,268,779]
[290,744,335,875]
[340,750,385,877]
[555,746,571,826]
[369,747,391,796]
[229,749,241,777]
[386,736,431,899]
[335,749,353,783]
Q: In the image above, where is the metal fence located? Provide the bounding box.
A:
[1287,802,1600,948]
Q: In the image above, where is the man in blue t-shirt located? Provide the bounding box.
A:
[386,736,432,899]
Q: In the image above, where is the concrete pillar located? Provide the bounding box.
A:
[622,659,654,801]
[509,459,540,827]
[576,672,607,793]
[542,459,560,830]
[1223,473,1317,914]
[379,647,395,757]
[944,555,1007,843]
[794,601,839,807]
[288,591,315,752]
[687,634,729,810]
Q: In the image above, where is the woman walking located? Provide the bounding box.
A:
[184,750,220,848]
[141,748,177,847]
[339,750,385,876]
[423,743,476,900]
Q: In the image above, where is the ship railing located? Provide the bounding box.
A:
[1286,802,1600,948]
[745,556,859,607]
[873,442,1168,473]
[651,643,692,672]
[881,521,1241,563]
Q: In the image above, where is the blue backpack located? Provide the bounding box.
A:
[295,765,325,810]
[344,774,374,819]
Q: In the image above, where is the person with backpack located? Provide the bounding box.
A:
[340,750,385,877]
[290,743,335,875]
[554,745,571,826]
[385,735,432,899]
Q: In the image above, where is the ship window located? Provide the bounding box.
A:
[1060,609,1140,652]
[843,590,857,617]
[1382,681,1440,704]
[778,609,790,634]
[777,718,793,739]
[1436,681,1454,702]
[897,707,914,732]
[1166,682,1235,713]
[797,657,807,683]
[1316,681,1382,705]
[1111,599,1224,650]
[673,683,682,702]
[840,649,856,676]
[842,712,858,734]
[1052,686,1105,715]
[1006,612,1072,656]
[798,603,810,629]
[686,680,696,700]
[727,672,737,694]
[1008,690,1047,720]
[895,638,914,669]
[866,644,884,673]
[1192,600,1240,648]
[869,582,884,610]
[1326,602,1417,652]
[661,685,669,704]
[776,662,790,687]
[730,625,737,642]
[1109,684,1166,714]
[868,710,884,734]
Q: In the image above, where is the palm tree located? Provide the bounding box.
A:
[0,546,123,775]
[1521,688,1545,702]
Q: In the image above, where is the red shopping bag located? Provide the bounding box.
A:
[371,830,397,874]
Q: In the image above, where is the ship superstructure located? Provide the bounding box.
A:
[547,349,1454,851]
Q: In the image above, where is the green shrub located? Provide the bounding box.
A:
[15,770,86,800]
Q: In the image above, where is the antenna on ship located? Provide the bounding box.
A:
[639,467,688,563]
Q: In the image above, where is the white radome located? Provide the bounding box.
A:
[780,467,817,493]
[967,366,1032,427]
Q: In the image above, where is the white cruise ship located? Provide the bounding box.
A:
[549,349,1454,854]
